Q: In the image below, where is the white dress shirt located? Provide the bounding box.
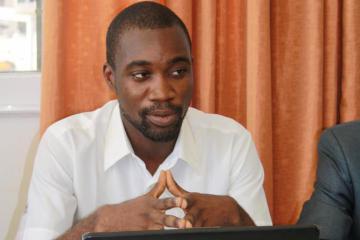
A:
[22,100,272,239]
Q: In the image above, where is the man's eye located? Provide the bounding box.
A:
[131,72,150,80]
[171,69,187,78]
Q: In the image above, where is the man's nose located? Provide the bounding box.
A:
[148,74,175,102]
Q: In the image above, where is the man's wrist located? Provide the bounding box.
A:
[93,204,111,232]
[226,196,255,226]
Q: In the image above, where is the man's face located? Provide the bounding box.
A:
[105,26,193,142]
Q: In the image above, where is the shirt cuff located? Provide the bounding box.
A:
[254,219,273,226]
[22,228,60,240]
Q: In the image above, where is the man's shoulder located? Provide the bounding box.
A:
[319,120,360,168]
[186,107,249,136]
[326,120,360,136]
[321,120,360,144]
[45,100,117,138]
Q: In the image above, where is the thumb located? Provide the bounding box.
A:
[166,170,188,197]
[148,170,166,198]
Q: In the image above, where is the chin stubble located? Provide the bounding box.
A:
[120,103,185,142]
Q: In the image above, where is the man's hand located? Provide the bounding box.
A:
[94,171,190,231]
[58,171,190,239]
[166,170,255,227]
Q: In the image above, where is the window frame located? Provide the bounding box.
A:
[0,0,41,116]
[0,71,41,116]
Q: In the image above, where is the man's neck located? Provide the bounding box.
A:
[122,117,177,175]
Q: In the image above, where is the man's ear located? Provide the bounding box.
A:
[103,63,116,91]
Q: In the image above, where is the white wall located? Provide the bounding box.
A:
[0,72,40,240]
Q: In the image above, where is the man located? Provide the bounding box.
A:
[298,121,360,240]
[22,2,271,239]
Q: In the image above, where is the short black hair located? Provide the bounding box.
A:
[106,1,192,69]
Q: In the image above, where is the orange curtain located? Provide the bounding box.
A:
[40,0,360,224]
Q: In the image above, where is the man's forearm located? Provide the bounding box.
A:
[57,210,98,240]
[236,206,255,226]
[227,196,255,226]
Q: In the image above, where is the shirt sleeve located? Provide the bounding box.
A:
[228,130,272,226]
[22,128,77,239]
[298,128,353,240]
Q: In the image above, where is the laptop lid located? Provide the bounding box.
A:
[82,225,319,240]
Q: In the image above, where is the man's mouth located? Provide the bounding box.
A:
[146,110,178,127]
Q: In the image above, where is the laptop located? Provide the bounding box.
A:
[82,225,319,240]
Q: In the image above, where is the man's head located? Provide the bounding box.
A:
[103,1,193,143]
[106,1,192,69]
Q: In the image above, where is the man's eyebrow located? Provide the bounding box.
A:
[125,57,191,70]
[167,56,191,65]
[125,60,151,70]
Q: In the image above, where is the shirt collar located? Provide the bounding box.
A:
[103,103,200,172]
[176,116,201,171]
[104,103,133,171]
